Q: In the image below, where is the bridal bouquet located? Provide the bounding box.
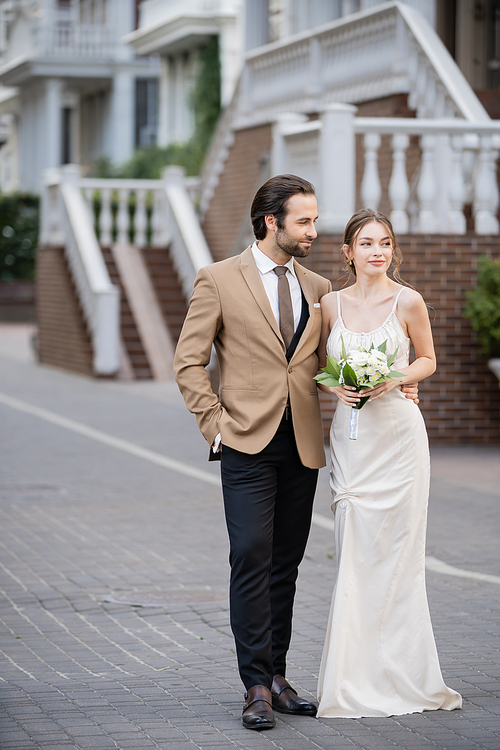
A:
[315,337,404,439]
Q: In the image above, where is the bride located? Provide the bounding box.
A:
[316,208,462,718]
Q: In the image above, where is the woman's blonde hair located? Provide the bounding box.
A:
[341,208,406,285]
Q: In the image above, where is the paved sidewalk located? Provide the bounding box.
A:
[1,325,499,750]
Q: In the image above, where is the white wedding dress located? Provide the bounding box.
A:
[317,288,462,719]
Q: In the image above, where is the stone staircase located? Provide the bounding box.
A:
[101,246,152,380]
[101,244,186,380]
[142,246,188,344]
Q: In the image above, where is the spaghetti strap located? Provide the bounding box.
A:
[336,291,342,318]
[391,286,405,313]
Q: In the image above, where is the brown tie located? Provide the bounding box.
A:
[274,266,294,349]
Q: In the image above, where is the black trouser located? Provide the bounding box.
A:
[221,416,318,690]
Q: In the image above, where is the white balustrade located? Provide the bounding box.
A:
[271,113,500,236]
[32,22,119,59]
[360,133,381,211]
[448,135,466,234]
[134,189,147,248]
[151,189,166,247]
[474,137,500,236]
[80,179,169,249]
[388,133,410,233]
[354,119,500,235]
[100,188,113,247]
[236,2,489,131]
[417,134,437,233]
[116,189,129,245]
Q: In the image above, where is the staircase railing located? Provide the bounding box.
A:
[199,0,490,220]
[80,167,212,299]
[40,165,213,376]
[40,165,121,375]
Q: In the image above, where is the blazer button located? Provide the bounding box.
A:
[288,366,293,373]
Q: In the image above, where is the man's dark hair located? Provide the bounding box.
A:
[250,174,316,241]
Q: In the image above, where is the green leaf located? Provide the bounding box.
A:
[341,334,347,361]
[342,363,358,388]
[387,346,399,367]
[325,355,340,378]
[354,394,371,410]
[388,370,405,379]
[314,372,341,387]
[377,340,387,354]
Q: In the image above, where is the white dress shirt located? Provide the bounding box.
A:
[251,242,303,331]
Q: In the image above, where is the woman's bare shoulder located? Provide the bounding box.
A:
[399,286,426,313]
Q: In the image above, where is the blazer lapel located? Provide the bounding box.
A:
[239,246,283,345]
[291,261,317,360]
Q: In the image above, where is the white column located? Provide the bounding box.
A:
[157,56,170,147]
[245,0,268,51]
[218,17,241,107]
[44,78,63,172]
[317,103,357,234]
[108,70,135,165]
[270,112,308,176]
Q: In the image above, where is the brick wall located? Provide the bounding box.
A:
[0,282,36,322]
[202,124,273,262]
[36,245,94,377]
[303,235,500,445]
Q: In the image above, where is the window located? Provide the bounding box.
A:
[135,79,158,148]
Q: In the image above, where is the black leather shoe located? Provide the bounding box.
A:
[242,685,276,730]
[271,674,317,716]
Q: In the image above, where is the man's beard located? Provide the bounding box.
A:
[275,226,312,258]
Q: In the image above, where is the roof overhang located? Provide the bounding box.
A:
[0,55,158,86]
[124,14,223,56]
[0,86,20,115]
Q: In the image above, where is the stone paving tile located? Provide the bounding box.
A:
[1,344,500,749]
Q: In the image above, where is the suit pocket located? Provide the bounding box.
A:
[220,385,259,391]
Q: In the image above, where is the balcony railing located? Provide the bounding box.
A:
[272,106,500,236]
[238,2,488,127]
[32,22,118,59]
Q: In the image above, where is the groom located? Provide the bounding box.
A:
[174,174,415,730]
[174,175,328,729]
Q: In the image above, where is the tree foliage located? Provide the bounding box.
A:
[0,193,39,281]
[464,255,500,357]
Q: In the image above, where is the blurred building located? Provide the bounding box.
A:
[126,0,243,146]
[0,0,159,192]
[26,0,500,443]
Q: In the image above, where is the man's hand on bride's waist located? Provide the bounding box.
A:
[401,383,419,404]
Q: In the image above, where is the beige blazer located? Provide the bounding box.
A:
[173,246,332,469]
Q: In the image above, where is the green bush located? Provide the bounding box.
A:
[190,36,221,154]
[0,193,39,281]
[91,36,221,180]
[464,255,500,357]
[117,142,205,179]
